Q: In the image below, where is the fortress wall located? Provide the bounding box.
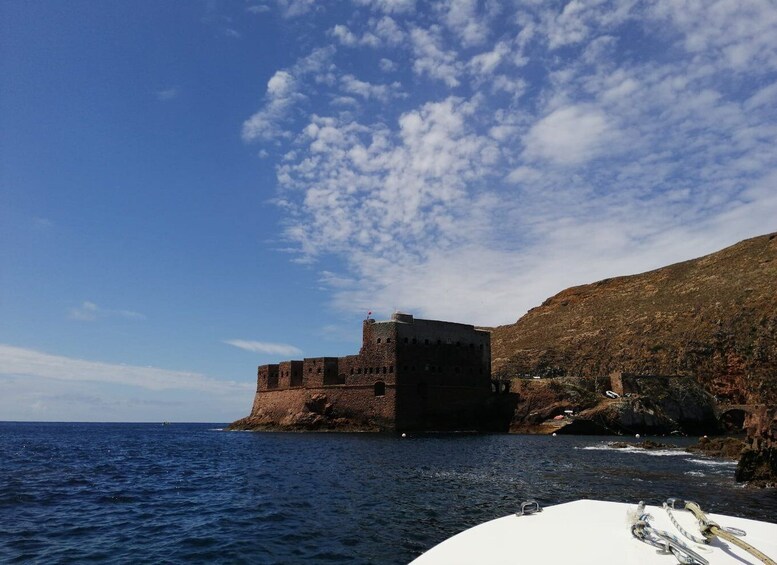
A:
[278,361,293,389]
[396,383,491,430]
[246,314,494,431]
[250,384,396,428]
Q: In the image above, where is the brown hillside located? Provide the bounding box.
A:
[492,232,777,406]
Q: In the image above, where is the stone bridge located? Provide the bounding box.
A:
[719,404,761,431]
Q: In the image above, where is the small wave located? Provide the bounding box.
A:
[580,445,686,457]
[685,458,737,467]
[684,470,706,477]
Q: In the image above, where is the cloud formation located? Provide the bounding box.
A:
[223,340,303,357]
[243,1,777,325]
[0,344,250,395]
[69,301,145,322]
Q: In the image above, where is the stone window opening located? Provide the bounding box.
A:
[382,366,387,374]
[308,368,312,373]
[350,368,354,375]
[317,367,321,374]
[374,381,385,397]
[377,338,381,343]
[357,368,362,374]
[389,366,393,373]
[424,339,429,345]
[386,338,391,343]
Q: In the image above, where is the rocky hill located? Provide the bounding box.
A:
[492,232,777,407]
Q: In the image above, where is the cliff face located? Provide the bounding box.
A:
[492,232,777,484]
[508,374,719,436]
[735,407,777,486]
[492,233,777,407]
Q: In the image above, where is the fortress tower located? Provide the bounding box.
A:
[246,312,499,431]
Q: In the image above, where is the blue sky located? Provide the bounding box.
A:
[2,0,776,422]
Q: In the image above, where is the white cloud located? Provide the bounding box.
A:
[330,24,380,48]
[522,105,613,165]
[340,74,403,102]
[69,301,145,322]
[410,26,462,87]
[247,4,271,14]
[223,340,303,356]
[468,41,509,76]
[241,2,777,327]
[242,71,302,142]
[276,96,498,262]
[650,0,777,73]
[439,0,493,47]
[543,0,636,50]
[373,16,405,45]
[352,0,416,14]
[276,0,317,18]
[242,47,336,142]
[379,58,398,72]
[0,344,250,395]
[156,88,179,101]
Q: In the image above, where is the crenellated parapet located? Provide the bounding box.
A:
[238,312,498,432]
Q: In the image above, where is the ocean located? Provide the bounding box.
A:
[1,422,775,563]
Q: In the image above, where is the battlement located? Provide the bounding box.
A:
[247,313,496,431]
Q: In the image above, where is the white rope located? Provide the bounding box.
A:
[664,503,708,545]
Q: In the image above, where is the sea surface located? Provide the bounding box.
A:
[1,423,775,564]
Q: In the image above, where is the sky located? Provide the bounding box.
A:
[1,0,776,422]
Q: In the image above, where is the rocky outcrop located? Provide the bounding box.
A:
[228,393,384,432]
[735,406,777,486]
[507,375,718,435]
[687,436,746,459]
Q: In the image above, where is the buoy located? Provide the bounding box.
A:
[552,433,557,437]
[635,434,641,439]
[401,433,406,438]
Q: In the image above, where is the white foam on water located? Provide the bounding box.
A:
[684,470,706,477]
[579,444,686,457]
[685,458,737,467]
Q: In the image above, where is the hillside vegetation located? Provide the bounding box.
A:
[492,232,777,407]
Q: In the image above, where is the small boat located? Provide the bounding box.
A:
[605,390,621,398]
[410,499,777,564]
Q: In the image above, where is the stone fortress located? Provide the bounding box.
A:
[235,312,512,432]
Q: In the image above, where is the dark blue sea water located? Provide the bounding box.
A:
[1,423,775,564]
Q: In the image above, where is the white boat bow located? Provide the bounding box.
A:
[410,499,777,564]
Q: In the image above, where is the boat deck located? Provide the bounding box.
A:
[410,499,777,564]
